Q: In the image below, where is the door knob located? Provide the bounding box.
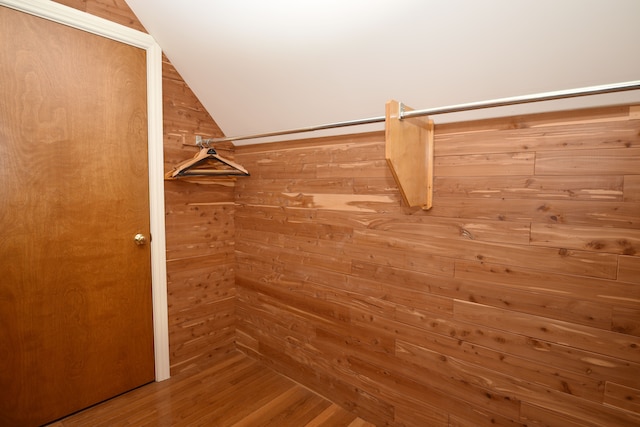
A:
[134,233,147,246]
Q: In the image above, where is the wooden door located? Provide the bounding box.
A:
[0,6,155,426]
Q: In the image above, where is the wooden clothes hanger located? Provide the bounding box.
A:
[165,140,249,179]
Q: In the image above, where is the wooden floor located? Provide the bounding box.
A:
[47,351,374,427]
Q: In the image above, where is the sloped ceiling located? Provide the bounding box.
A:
[125,0,640,144]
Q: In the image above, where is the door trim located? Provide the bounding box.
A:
[1,0,170,381]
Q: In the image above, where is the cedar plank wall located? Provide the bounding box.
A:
[43,2,640,425]
[52,0,237,373]
[234,105,640,427]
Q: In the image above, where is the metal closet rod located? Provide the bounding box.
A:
[205,80,640,143]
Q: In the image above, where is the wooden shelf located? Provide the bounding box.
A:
[385,100,434,210]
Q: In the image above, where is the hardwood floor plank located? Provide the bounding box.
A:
[230,386,329,427]
[47,352,373,427]
[305,403,363,427]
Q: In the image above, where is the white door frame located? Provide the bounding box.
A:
[1,0,170,381]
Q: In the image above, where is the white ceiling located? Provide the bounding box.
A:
[125,0,640,144]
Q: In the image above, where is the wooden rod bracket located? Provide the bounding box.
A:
[385,100,434,210]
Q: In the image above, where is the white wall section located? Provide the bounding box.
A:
[125,0,640,143]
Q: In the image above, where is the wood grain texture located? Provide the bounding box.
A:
[434,175,625,201]
[48,352,373,427]
[235,105,640,426]
[619,255,640,284]
[625,175,640,202]
[45,2,640,425]
[535,147,640,176]
[385,100,434,209]
[53,0,146,32]
[52,0,237,375]
[435,151,535,176]
[0,6,154,425]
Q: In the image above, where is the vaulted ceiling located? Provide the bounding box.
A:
[125,0,640,144]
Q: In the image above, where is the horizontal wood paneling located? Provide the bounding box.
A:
[427,197,640,229]
[160,56,238,373]
[530,223,640,255]
[434,175,625,201]
[235,105,640,426]
[604,382,640,414]
[164,177,237,373]
[434,111,640,156]
[625,175,640,202]
[619,255,640,284]
[45,4,640,424]
[435,151,535,176]
[613,306,640,336]
[455,260,640,308]
[453,300,637,362]
[354,227,618,279]
[535,147,640,175]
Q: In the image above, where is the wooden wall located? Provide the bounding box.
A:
[42,3,640,425]
[234,105,640,427]
[52,0,237,374]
